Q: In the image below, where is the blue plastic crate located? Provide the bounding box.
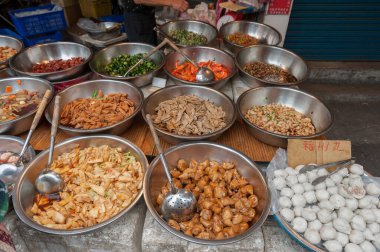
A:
[23,31,62,47]
[9,4,67,37]
[0,28,23,41]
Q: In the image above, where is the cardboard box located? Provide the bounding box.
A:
[63,4,83,26]
[51,0,79,7]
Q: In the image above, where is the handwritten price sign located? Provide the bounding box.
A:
[288,139,352,168]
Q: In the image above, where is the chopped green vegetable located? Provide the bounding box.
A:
[92,89,98,98]
[105,53,157,77]
[170,29,208,46]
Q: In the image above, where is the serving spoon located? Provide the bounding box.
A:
[35,96,64,195]
[146,114,196,222]
[0,90,51,186]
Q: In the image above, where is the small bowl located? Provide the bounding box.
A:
[237,86,334,148]
[89,42,165,87]
[0,135,36,194]
[13,135,148,235]
[45,79,143,136]
[0,77,54,135]
[141,85,236,144]
[144,141,271,245]
[0,35,23,66]
[159,20,218,47]
[235,45,309,87]
[164,46,236,90]
[219,21,281,54]
[9,42,92,82]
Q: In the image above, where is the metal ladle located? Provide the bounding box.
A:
[0,89,51,186]
[35,96,64,195]
[146,114,196,222]
[155,27,215,83]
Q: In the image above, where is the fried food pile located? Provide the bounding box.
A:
[151,95,226,136]
[157,159,259,240]
[60,91,135,130]
[31,145,144,230]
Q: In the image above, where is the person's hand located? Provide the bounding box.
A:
[170,0,189,12]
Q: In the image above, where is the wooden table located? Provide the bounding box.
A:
[19,115,279,162]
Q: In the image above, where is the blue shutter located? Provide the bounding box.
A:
[284,0,380,60]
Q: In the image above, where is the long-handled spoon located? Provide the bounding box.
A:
[146,114,196,222]
[0,90,51,185]
[35,96,64,195]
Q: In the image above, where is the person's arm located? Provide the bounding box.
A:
[134,0,189,12]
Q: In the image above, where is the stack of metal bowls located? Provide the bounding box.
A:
[0,77,53,135]
[13,135,148,235]
[144,142,271,244]
[142,85,236,144]
[45,79,143,136]
[219,21,281,54]
[164,46,236,90]
[237,86,334,148]
[90,42,165,87]
[235,45,309,87]
[158,20,218,47]
[0,35,23,67]
[9,42,92,82]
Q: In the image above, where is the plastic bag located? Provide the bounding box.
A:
[267,148,287,215]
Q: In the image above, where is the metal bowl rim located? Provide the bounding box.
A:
[0,135,36,156]
[163,46,237,85]
[220,20,282,49]
[89,42,166,80]
[44,79,144,134]
[235,44,309,86]
[141,85,237,140]
[0,35,24,65]
[237,86,335,140]
[143,141,271,245]
[9,42,93,76]
[13,134,148,235]
[0,77,54,126]
[159,20,218,47]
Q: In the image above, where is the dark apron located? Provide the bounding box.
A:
[124,10,157,45]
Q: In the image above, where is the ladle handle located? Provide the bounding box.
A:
[124,39,168,77]
[16,89,51,166]
[146,114,176,191]
[154,27,199,67]
[47,96,61,169]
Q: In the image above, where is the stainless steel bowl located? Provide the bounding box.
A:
[164,46,236,90]
[0,35,23,66]
[219,21,281,54]
[89,42,165,87]
[0,135,35,194]
[141,85,236,144]
[159,20,218,47]
[88,22,121,41]
[45,79,143,136]
[10,42,92,82]
[235,45,309,87]
[237,87,334,148]
[144,141,271,245]
[13,135,148,235]
[0,77,53,135]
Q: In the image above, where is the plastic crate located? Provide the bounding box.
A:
[79,0,112,18]
[9,4,67,37]
[0,28,23,41]
[23,31,63,47]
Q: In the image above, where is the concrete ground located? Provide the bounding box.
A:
[301,61,380,176]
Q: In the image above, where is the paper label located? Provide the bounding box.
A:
[287,139,352,167]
